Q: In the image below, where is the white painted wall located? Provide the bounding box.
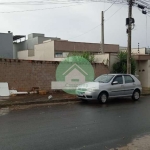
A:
[120,47,146,54]
[18,50,29,60]
[137,60,149,88]
[54,58,64,61]
[94,54,109,65]
[34,41,54,61]
[17,41,55,61]
[109,53,118,73]
[132,48,145,54]
[63,52,69,58]
[18,43,111,63]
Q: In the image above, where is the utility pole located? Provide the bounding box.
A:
[101,11,104,53]
[127,0,133,74]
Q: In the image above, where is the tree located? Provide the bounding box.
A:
[67,51,95,63]
[113,51,136,74]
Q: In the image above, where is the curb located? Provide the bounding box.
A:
[1,93,150,107]
[0,98,80,107]
[141,93,150,96]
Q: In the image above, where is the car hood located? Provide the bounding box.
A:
[77,82,106,90]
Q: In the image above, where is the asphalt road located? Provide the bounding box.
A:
[1,96,150,150]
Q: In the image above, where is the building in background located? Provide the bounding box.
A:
[132,54,150,90]
[13,33,61,59]
[119,46,150,89]
[120,46,150,55]
[0,32,13,59]
[1,31,150,89]
[17,33,119,67]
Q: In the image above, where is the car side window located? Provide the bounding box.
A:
[124,75,134,83]
[113,76,123,84]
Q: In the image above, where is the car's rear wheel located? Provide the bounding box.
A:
[98,92,108,104]
[132,90,140,101]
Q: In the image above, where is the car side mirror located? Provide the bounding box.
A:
[112,81,118,85]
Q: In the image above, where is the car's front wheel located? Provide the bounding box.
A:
[132,90,140,101]
[98,92,108,104]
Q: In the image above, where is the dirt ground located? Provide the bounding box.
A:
[0,91,76,106]
[0,91,78,111]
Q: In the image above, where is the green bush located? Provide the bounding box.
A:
[67,51,95,63]
[113,51,136,74]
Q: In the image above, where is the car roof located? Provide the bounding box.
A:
[103,74,133,76]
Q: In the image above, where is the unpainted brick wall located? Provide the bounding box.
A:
[0,59,109,92]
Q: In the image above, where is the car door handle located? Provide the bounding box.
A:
[121,85,124,87]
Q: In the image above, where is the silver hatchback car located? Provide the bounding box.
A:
[76,74,142,103]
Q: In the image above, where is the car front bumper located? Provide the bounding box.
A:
[76,90,99,100]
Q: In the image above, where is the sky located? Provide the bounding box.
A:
[0,0,150,48]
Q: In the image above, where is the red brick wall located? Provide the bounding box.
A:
[92,63,109,77]
[0,59,109,92]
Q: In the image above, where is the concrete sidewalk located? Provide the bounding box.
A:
[0,92,80,108]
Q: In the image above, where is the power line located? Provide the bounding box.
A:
[0,0,103,6]
[104,1,116,12]
[69,24,101,39]
[67,3,124,40]
[0,0,93,5]
[1,0,144,16]
[1,0,149,7]
[0,0,84,5]
[0,3,85,13]
[0,0,129,6]
[0,0,128,13]
[105,4,124,22]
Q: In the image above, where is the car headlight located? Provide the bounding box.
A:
[87,88,98,92]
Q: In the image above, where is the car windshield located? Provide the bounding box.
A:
[94,74,114,83]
